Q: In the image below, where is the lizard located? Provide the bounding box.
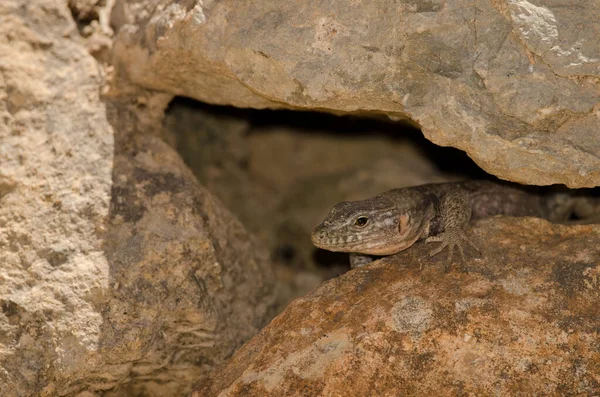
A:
[311,180,597,270]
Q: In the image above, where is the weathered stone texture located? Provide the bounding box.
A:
[113,0,600,188]
[98,124,278,397]
[0,0,114,394]
[0,1,279,396]
[194,218,600,396]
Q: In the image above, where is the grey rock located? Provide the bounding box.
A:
[113,0,600,187]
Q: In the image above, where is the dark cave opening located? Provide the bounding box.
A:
[162,96,493,287]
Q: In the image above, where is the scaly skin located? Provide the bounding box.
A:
[311,180,584,271]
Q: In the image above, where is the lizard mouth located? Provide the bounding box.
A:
[311,229,338,249]
[311,229,379,252]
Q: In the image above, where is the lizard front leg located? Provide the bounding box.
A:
[425,188,480,270]
[349,253,374,269]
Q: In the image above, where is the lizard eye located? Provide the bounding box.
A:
[354,216,369,227]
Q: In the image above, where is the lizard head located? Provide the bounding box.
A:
[311,192,431,256]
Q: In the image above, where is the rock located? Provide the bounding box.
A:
[0,1,279,396]
[193,218,600,396]
[68,0,102,23]
[68,0,114,62]
[98,127,279,397]
[112,0,600,188]
[0,0,113,394]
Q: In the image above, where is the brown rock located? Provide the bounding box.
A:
[112,0,600,188]
[98,128,279,397]
[194,218,600,396]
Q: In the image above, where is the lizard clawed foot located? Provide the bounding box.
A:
[425,228,480,272]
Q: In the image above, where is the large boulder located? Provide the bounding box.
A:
[194,218,600,396]
[0,1,279,396]
[112,0,600,188]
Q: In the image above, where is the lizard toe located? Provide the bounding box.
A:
[460,230,481,256]
[426,228,479,271]
[427,239,448,257]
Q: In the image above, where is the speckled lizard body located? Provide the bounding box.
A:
[311,180,595,270]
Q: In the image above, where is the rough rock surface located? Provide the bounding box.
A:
[99,121,279,397]
[112,0,600,188]
[0,1,279,396]
[194,218,600,396]
[0,0,113,393]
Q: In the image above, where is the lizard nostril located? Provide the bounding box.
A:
[313,230,326,243]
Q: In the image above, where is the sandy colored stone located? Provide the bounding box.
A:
[194,218,600,396]
[0,1,279,396]
[112,0,600,188]
[0,0,114,393]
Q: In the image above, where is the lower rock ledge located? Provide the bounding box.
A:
[193,217,600,396]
